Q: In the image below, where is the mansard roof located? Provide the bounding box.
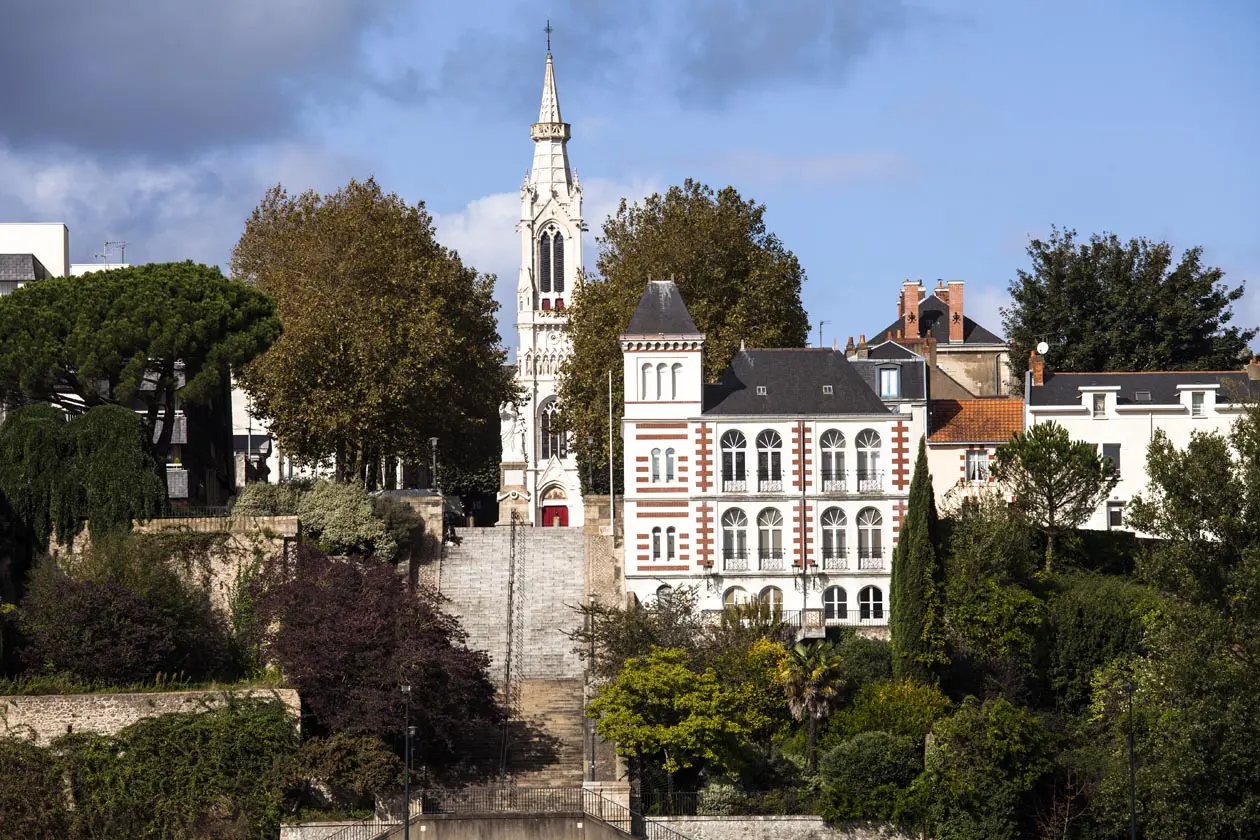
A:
[848,355,927,402]
[703,349,892,416]
[624,280,702,336]
[1028,370,1258,406]
[875,293,1003,346]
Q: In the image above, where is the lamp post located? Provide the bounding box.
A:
[402,684,412,840]
[1124,681,1137,840]
[587,592,597,782]
[428,437,439,492]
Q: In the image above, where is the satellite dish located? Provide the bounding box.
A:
[1036,341,1050,355]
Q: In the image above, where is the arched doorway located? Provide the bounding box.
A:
[540,485,568,527]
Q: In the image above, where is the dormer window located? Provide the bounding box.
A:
[1092,393,1106,418]
[879,367,900,399]
[1191,391,1205,417]
[822,385,833,395]
[1135,391,1151,402]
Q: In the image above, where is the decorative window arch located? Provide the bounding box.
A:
[859,585,884,620]
[857,429,882,490]
[757,508,784,567]
[641,362,652,400]
[756,430,783,490]
[666,526,677,560]
[857,507,883,566]
[758,586,784,614]
[539,400,566,460]
[823,586,848,622]
[651,448,662,482]
[721,508,748,568]
[539,231,552,294]
[552,231,565,293]
[656,583,674,602]
[723,586,749,608]
[651,527,662,561]
[721,430,747,488]
[820,429,845,488]
[665,448,676,482]
[671,363,682,399]
[821,507,847,567]
[656,363,666,400]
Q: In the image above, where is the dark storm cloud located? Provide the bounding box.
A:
[0,0,402,157]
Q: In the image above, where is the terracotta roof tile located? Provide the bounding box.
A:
[928,399,1023,444]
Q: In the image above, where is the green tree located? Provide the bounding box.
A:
[587,647,746,781]
[296,480,401,561]
[0,261,277,466]
[232,179,515,489]
[890,438,946,682]
[1003,227,1255,386]
[780,641,845,773]
[0,404,73,545]
[819,731,921,822]
[829,679,951,745]
[559,180,810,491]
[569,585,707,681]
[991,422,1118,573]
[0,737,70,839]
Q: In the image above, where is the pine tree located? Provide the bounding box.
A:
[890,437,946,682]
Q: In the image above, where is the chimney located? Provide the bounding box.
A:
[855,334,869,360]
[901,280,922,336]
[844,336,855,358]
[1029,348,1045,387]
[1247,355,1260,381]
[947,280,965,343]
[934,280,948,306]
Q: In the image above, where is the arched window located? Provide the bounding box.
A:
[821,507,847,568]
[859,586,884,621]
[539,231,552,294]
[721,430,747,490]
[757,508,784,569]
[724,586,749,608]
[651,448,662,482]
[552,232,565,293]
[665,448,676,482]
[823,586,848,622]
[820,429,845,490]
[758,586,784,615]
[666,526,676,560]
[721,508,748,569]
[656,583,673,602]
[539,400,566,460]
[857,429,882,491]
[641,362,652,400]
[857,507,883,568]
[656,363,666,400]
[651,527,662,561]
[756,430,783,491]
[671,363,682,399]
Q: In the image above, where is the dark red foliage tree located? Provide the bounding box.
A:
[262,545,502,770]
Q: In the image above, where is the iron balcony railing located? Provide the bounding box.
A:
[721,478,747,492]
[722,548,750,571]
[821,469,848,492]
[858,546,885,570]
[757,473,783,492]
[856,470,883,492]
[699,607,888,628]
[821,549,848,570]
[758,550,785,571]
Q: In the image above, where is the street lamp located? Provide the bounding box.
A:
[402,685,412,840]
[587,592,597,782]
[1123,681,1137,840]
[428,437,439,492]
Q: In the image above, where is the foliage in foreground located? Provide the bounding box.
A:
[890,437,945,683]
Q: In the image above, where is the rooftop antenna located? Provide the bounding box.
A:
[105,240,128,264]
[818,320,829,349]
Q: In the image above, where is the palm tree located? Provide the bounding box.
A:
[780,640,844,773]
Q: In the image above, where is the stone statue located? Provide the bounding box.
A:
[500,402,526,463]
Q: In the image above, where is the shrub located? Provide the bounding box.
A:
[833,631,893,694]
[297,481,397,559]
[0,737,70,839]
[288,733,402,810]
[819,731,921,821]
[233,481,309,516]
[696,782,746,816]
[829,679,950,744]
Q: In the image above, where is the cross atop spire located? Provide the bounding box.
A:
[545,19,553,53]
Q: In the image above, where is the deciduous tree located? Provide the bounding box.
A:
[890,438,946,682]
[232,179,515,489]
[991,421,1117,573]
[559,180,810,491]
[1003,228,1255,385]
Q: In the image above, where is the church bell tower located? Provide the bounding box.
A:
[497,41,586,527]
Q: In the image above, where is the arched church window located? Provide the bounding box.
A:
[553,232,565,293]
[539,400,567,460]
[539,232,552,294]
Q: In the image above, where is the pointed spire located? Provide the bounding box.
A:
[537,52,564,125]
[529,47,572,190]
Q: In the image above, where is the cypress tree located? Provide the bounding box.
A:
[890,437,947,682]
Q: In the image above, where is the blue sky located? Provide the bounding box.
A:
[1,0,1256,352]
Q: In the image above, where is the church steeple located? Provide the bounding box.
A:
[530,49,572,191]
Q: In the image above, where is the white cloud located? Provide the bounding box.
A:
[966,282,1009,340]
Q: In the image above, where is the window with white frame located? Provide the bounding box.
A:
[1107,501,1124,530]
[1092,393,1106,418]
[756,430,783,491]
[651,448,661,482]
[721,508,749,569]
[758,585,784,614]
[651,527,662,561]
[821,507,847,568]
[879,367,900,399]
[721,430,747,490]
[823,586,848,622]
[820,429,845,488]
[1191,391,1205,417]
[859,585,884,620]
[757,508,784,568]
[723,586,749,608]
[1102,443,1120,478]
[857,507,883,567]
[965,450,989,483]
[856,429,881,490]
[666,526,677,560]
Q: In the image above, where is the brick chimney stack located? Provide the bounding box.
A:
[844,336,856,358]
[1029,348,1046,387]
[901,280,923,336]
[855,334,869,360]
[947,280,965,343]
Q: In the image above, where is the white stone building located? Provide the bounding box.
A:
[1023,350,1260,533]
[497,49,586,527]
[619,280,929,628]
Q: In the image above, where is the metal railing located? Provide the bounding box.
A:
[639,789,817,817]
[758,550,785,571]
[156,504,232,519]
[722,549,749,571]
[856,470,883,492]
[757,476,783,492]
[721,478,746,492]
[821,549,848,570]
[821,469,847,493]
[858,547,884,570]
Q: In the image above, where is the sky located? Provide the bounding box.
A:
[1,0,1257,355]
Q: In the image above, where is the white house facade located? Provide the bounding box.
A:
[1023,350,1260,534]
[620,280,928,629]
[497,49,586,527]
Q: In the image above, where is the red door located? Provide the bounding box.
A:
[542,506,569,527]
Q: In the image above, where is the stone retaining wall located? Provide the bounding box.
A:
[655,816,912,840]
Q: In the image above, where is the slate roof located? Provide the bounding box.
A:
[868,340,920,360]
[928,399,1023,444]
[849,355,927,401]
[1028,370,1259,406]
[0,253,52,285]
[624,280,701,336]
[875,293,1004,346]
[703,349,892,416]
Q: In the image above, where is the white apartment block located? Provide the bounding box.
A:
[1023,350,1260,533]
[620,280,928,629]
